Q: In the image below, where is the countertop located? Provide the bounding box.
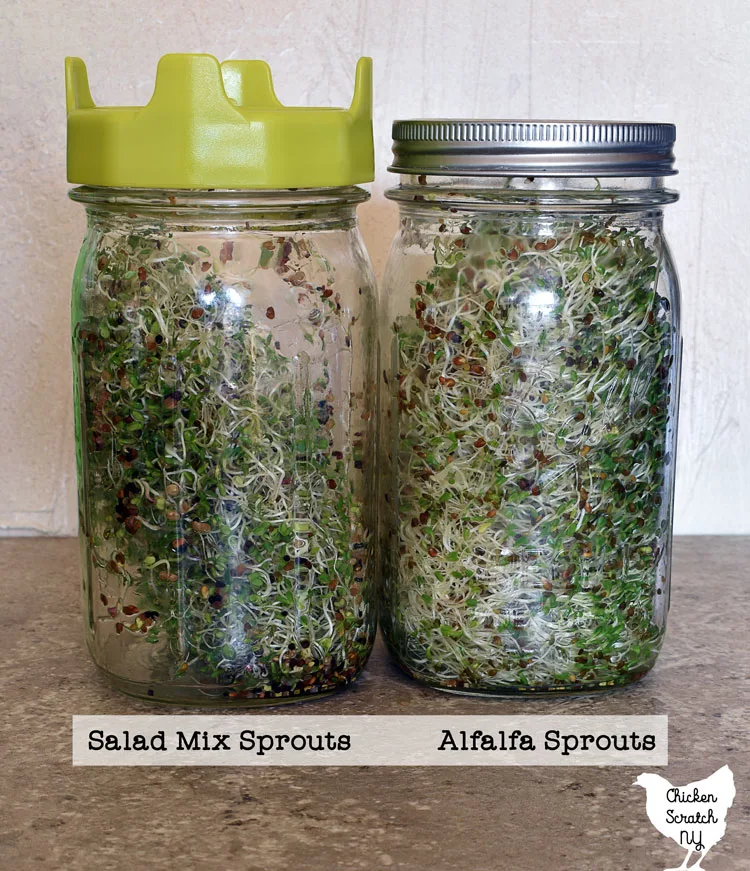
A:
[0,537,747,871]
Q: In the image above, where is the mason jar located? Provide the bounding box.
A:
[381,120,681,694]
[67,55,377,704]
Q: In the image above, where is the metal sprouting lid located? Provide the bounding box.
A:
[389,120,677,177]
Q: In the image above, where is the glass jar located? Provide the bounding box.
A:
[381,121,681,694]
[67,55,377,704]
[71,188,378,704]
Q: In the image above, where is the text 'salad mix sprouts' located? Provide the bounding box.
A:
[74,217,376,702]
[382,204,678,692]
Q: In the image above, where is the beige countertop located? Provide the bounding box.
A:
[0,537,747,871]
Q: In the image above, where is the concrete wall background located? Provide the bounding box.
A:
[1,0,748,535]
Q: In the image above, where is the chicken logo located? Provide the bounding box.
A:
[634,765,735,869]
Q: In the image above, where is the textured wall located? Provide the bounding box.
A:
[0,0,747,535]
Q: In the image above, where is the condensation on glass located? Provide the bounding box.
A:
[380,121,681,694]
[71,188,378,704]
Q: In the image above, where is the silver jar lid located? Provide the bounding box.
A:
[389,120,677,177]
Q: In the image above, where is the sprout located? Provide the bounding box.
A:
[75,223,375,701]
[383,211,676,692]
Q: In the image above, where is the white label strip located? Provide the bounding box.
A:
[73,715,667,766]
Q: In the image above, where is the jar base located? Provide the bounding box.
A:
[94,663,358,708]
[390,657,655,697]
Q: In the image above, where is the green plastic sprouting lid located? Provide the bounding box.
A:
[65,54,374,190]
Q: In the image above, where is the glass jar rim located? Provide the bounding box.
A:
[69,185,370,211]
[386,174,678,211]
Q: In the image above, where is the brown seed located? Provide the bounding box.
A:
[165,510,179,521]
[486,509,496,518]
[474,437,486,449]
[266,306,275,319]
[512,346,521,358]
[124,516,141,535]
[507,248,519,261]
[115,622,124,634]
[328,579,338,591]
[122,605,139,616]
[485,300,495,312]
[234,564,250,575]
[470,364,485,375]
[190,307,204,319]
[165,483,180,497]
[192,520,212,533]
[326,479,337,489]
[137,266,147,282]
[428,547,438,557]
